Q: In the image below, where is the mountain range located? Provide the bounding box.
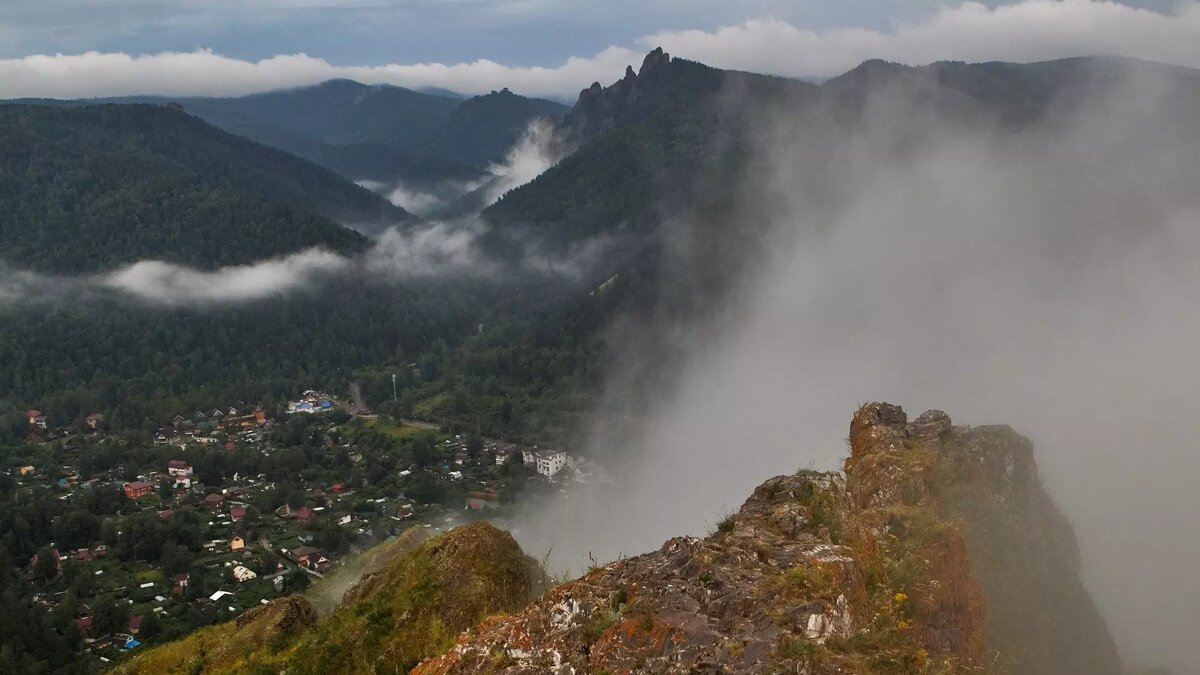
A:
[10,80,568,190]
[0,50,1198,672]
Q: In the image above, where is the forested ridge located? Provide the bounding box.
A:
[0,104,404,272]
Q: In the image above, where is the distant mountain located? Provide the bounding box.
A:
[483,49,1200,262]
[0,104,410,272]
[413,88,569,167]
[10,80,571,184]
[170,79,462,150]
[4,80,567,189]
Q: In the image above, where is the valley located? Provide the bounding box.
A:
[0,35,1196,674]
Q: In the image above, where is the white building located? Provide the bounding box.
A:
[232,565,257,583]
[535,451,568,478]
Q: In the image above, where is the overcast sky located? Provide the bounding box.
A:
[1,1,1198,99]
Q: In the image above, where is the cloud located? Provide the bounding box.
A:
[357,179,451,216]
[508,65,1200,673]
[365,221,497,278]
[643,0,1200,78]
[481,117,569,206]
[3,1,1200,100]
[0,47,638,99]
[100,248,350,305]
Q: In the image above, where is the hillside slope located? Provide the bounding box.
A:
[0,104,411,272]
[115,522,546,674]
[125,405,1124,674]
[418,404,1121,674]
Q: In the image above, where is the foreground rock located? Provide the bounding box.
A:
[417,403,1122,674]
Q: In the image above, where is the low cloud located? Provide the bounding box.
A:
[365,221,497,278]
[645,0,1200,79]
[0,47,638,99]
[481,117,569,206]
[511,65,1200,673]
[99,248,350,306]
[4,2,1200,100]
[357,179,458,216]
[0,122,579,306]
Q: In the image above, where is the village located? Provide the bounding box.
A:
[6,390,601,664]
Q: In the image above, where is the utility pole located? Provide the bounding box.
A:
[392,373,397,402]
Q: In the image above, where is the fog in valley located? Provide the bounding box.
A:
[0,119,571,307]
[509,66,1200,674]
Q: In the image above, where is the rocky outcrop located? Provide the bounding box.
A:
[418,404,1122,674]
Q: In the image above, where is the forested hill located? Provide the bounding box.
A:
[411,88,568,166]
[11,80,570,184]
[486,51,1200,253]
[0,104,403,273]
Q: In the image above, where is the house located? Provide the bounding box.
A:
[229,536,245,552]
[123,481,154,499]
[17,465,35,476]
[153,432,169,446]
[202,493,225,509]
[294,506,314,522]
[521,448,536,465]
[534,450,568,478]
[334,512,355,526]
[74,616,93,636]
[85,413,105,431]
[127,615,143,635]
[330,482,345,493]
[76,548,94,562]
[232,565,257,583]
[158,509,175,520]
[208,590,233,602]
[453,451,469,465]
[25,409,47,429]
[230,506,246,521]
[94,544,109,558]
[448,471,464,481]
[166,459,193,477]
[289,546,331,572]
[171,573,190,595]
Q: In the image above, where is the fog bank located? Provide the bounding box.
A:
[511,66,1200,673]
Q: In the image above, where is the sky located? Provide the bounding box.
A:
[1,1,1199,99]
